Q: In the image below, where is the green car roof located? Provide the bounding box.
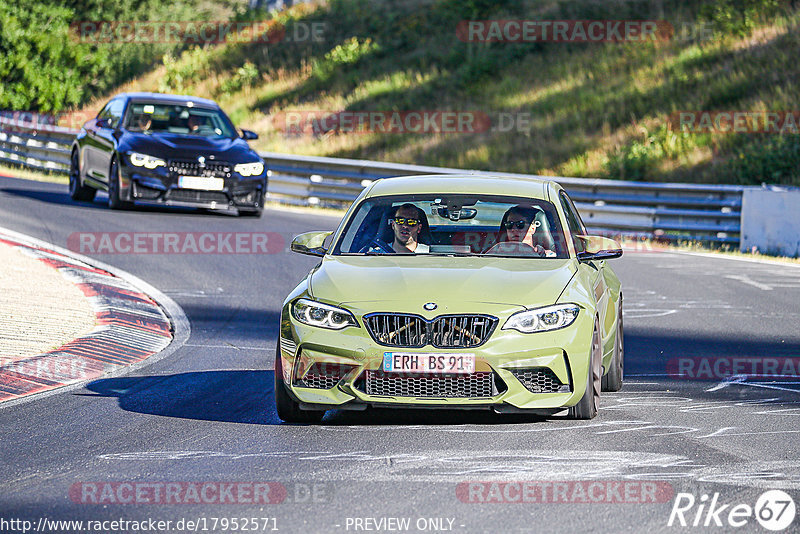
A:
[364,174,555,200]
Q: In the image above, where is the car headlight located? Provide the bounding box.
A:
[129,152,165,169]
[502,304,580,333]
[291,298,358,330]
[234,161,264,177]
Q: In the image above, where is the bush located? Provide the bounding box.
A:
[0,3,102,111]
[604,125,697,180]
[217,61,261,97]
[159,47,211,94]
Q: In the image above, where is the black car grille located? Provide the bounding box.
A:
[132,182,163,200]
[167,189,229,204]
[364,313,497,348]
[510,368,568,393]
[295,363,351,389]
[168,159,232,178]
[360,370,496,398]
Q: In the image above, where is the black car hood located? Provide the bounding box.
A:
[120,132,259,163]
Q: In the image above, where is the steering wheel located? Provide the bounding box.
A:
[484,241,544,257]
[359,238,394,254]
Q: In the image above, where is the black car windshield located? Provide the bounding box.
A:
[123,102,236,138]
[333,195,569,258]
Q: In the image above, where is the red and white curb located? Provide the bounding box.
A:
[0,228,188,404]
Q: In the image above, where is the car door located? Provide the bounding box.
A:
[84,98,125,184]
[559,191,613,341]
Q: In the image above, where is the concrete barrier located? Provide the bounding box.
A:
[740,187,800,257]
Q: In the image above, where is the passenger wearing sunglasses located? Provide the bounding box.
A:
[495,205,556,257]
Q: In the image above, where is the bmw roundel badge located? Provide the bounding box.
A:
[423,302,437,311]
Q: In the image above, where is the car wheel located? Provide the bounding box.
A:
[68,150,96,202]
[274,346,326,423]
[602,298,624,392]
[107,156,132,210]
[568,317,601,420]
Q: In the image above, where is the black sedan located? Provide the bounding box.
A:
[69,92,268,217]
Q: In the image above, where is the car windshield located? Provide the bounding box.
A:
[333,194,569,258]
[123,102,236,138]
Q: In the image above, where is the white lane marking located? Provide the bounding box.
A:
[624,309,678,318]
[702,429,800,436]
[697,427,738,438]
[729,381,800,394]
[725,274,774,290]
[706,374,748,391]
[95,448,800,488]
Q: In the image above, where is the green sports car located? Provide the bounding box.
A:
[275,174,624,422]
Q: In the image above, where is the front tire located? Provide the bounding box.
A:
[68,149,96,202]
[107,156,132,210]
[274,346,326,423]
[602,298,624,392]
[568,318,601,420]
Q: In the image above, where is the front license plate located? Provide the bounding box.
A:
[382,352,475,374]
[178,176,224,191]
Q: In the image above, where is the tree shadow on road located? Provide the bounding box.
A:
[83,371,281,425]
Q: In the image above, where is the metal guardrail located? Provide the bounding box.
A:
[261,152,743,244]
[0,116,743,244]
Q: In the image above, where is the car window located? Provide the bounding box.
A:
[98,98,125,128]
[559,191,587,253]
[123,102,237,138]
[333,194,568,258]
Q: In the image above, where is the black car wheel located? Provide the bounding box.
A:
[568,317,601,420]
[602,298,624,392]
[107,156,132,210]
[274,346,326,423]
[68,150,96,202]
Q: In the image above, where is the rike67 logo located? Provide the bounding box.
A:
[668,490,796,531]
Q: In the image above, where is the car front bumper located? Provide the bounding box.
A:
[120,165,266,210]
[278,301,595,412]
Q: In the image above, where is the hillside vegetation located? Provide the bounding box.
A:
[15,0,800,185]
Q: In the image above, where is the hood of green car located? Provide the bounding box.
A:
[309,255,577,313]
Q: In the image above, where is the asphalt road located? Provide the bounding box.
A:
[1,176,799,534]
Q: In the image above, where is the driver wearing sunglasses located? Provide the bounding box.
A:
[362,203,430,254]
[387,204,429,253]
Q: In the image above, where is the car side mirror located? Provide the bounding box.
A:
[291,231,333,257]
[240,129,258,140]
[575,235,623,262]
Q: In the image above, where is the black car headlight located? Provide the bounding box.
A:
[234,161,264,177]
[291,298,358,330]
[129,152,166,169]
[502,304,580,333]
